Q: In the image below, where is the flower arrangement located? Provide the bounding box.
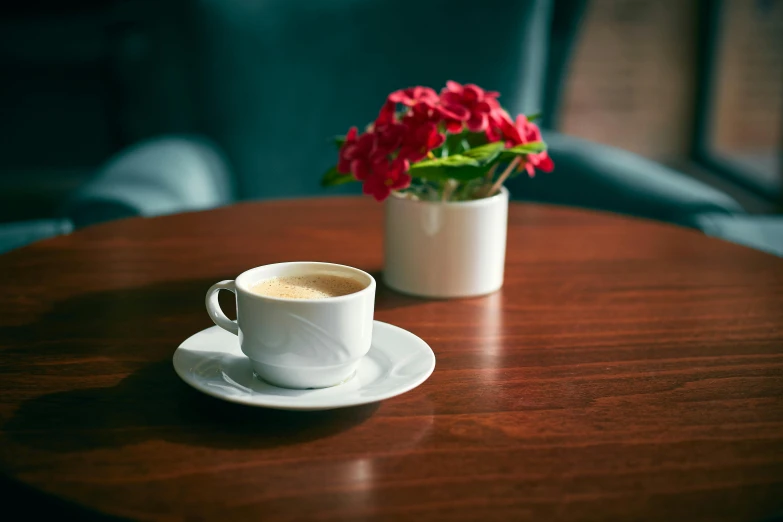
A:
[321,81,553,202]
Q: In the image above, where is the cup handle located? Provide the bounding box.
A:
[205,280,239,335]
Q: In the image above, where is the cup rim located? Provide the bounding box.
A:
[235,261,376,303]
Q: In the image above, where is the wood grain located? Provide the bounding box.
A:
[0,199,782,521]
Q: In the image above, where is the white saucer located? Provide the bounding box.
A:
[173,321,435,411]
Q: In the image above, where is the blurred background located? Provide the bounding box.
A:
[0,0,781,253]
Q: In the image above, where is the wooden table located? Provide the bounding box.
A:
[1,199,782,521]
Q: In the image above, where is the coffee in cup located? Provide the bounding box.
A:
[250,274,365,300]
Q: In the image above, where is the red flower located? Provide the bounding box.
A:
[485,121,503,143]
[338,129,382,180]
[337,126,358,173]
[401,101,440,128]
[398,101,446,162]
[398,121,445,162]
[373,122,406,155]
[380,86,438,126]
[437,104,470,133]
[439,80,501,133]
[337,123,415,201]
[388,86,439,107]
[362,157,411,201]
[495,113,554,176]
[375,100,397,126]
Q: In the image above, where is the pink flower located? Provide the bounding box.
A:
[439,80,501,133]
[362,157,411,201]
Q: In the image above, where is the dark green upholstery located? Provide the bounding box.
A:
[65,135,234,228]
[508,133,743,228]
[0,135,232,254]
[695,214,783,257]
[0,219,73,255]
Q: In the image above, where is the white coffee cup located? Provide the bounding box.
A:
[205,262,376,389]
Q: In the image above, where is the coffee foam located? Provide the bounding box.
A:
[251,274,365,299]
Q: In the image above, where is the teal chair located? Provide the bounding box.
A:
[64,136,234,228]
[0,136,233,254]
[510,132,743,229]
[0,220,74,255]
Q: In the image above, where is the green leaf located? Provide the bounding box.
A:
[408,142,506,183]
[405,164,443,182]
[413,155,481,169]
[321,166,355,187]
[499,140,547,161]
[508,141,546,154]
[409,156,485,183]
[526,112,541,123]
[442,131,469,156]
[464,131,490,148]
[411,164,488,183]
[461,142,504,164]
[333,136,346,150]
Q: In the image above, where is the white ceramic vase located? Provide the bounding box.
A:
[383,187,509,298]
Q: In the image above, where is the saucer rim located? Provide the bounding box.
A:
[173,320,435,411]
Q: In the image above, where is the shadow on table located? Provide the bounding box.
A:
[0,474,131,521]
[0,277,380,454]
[4,359,379,453]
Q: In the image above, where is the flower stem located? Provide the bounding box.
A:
[486,157,521,197]
[484,163,498,182]
[442,179,457,202]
